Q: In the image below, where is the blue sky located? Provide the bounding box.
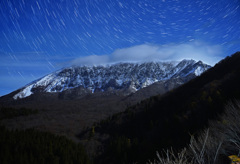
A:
[0,0,240,96]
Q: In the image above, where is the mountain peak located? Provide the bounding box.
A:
[13,59,211,100]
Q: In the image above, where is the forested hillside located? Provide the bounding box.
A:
[0,126,91,164]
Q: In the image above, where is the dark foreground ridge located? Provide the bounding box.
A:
[80,52,240,163]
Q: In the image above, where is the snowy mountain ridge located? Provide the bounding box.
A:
[13,60,211,99]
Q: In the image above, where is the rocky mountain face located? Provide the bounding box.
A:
[13,59,211,99]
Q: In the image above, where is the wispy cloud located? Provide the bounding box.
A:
[71,41,223,66]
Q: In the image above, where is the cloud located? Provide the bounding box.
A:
[71,41,223,66]
[71,55,110,66]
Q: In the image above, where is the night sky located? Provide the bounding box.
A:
[0,0,240,96]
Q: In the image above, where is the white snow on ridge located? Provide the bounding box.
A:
[194,66,204,76]
[13,60,211,100]
[13,84,34,99]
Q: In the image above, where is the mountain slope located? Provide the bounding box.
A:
[12,60,210,99]
[82,52,240,163]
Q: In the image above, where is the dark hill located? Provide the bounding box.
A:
[84,52,240,163]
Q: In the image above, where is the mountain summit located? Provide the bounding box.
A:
[13,59,210,99]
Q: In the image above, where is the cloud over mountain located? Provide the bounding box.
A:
[71,41,222,66]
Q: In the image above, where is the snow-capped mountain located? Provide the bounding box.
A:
[13,60,211,99]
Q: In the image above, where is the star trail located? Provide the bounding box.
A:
[0,0,240,96]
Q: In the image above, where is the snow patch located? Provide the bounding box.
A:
[194,67,204,76]
[13,85,33,100]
